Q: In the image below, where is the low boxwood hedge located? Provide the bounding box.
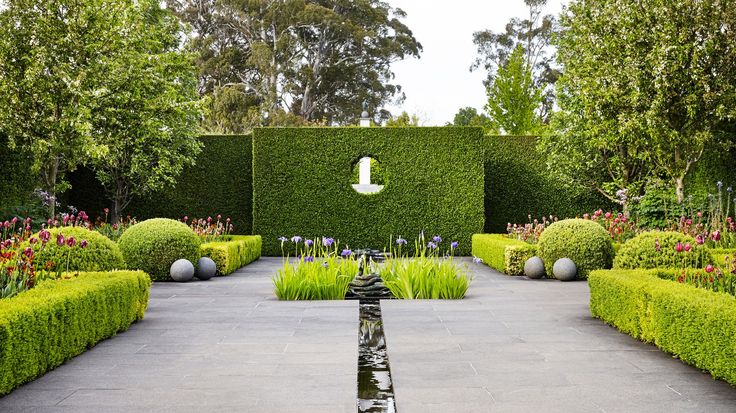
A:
[27,227,125,272]
[0,271,151,395]
[539,219,614,280]
[504,244,539,276]
[471,234,530,275]
[613,231,705,270]
[589,269,736,385]
[200,235,262,275]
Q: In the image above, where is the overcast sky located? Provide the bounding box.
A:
[385,0,567,125]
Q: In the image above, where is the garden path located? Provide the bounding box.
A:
[1,257,734,412]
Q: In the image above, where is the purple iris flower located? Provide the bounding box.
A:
[341,249,353,257]
[305,239,314,247]
[278,236,288,243]
[323,237,335,247]
[472,256,483,264]
[303,255,315,263]
[395,238,407,245]
[450,241,459,249]
[432,235,442,243]
[322,262,329,268]
[291,235,302,244]
[427,242,437,249]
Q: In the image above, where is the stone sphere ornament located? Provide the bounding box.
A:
[196,257,217,280]
[524,256,546,279]
[170,259,195,282]
[553,258,577,281]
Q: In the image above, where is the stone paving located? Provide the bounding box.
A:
[1,257,735,412]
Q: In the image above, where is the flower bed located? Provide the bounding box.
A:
[0,270,151,395]
[201,235,262,275]
[588,269,736,385]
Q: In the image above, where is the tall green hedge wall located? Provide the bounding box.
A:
[0,135,36,217]
[253,127,485,256]
[483,135,609,232]
[67,135,252,234]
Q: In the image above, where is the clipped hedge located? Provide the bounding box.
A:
[0,271,151,395]
[505,244,539,276]
[471,234,528,274]
[484,135,609,233]
[253,127,485,256]
[613,231,704,270]
[538,219,614,279]
[67,135,253,234]
[589,269,736,385]
[119,218,202,281]
[28,227,125,272]
[201,235,262,275]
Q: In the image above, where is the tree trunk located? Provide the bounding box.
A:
[675,177,685,204]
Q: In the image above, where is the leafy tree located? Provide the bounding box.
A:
[472,0,558,121]
[0,0,138,218]
[91,1,204,221]
[485,45,542,135]
[170,0,422,129]
[385,111,420,127]
[449,107,495,133]
[550,0,736,205]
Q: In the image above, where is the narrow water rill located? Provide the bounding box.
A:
[357,299,396,413]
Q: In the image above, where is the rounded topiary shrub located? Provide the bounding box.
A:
[31,227,125,272]
[538,219,614,280]
[118,218,202,281]
[613,231,704,270]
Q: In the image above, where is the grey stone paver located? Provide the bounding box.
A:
[381,258,736,412]
[1,256,735,412]
[0,258,357,413]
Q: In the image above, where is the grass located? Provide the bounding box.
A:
[273,256,358,300]
[380,256,472,299]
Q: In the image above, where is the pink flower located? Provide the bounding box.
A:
[104,208,110,215]
[705,265,715,273]
[29,237,38,245]
[66,236,76,247]
[23,247,33,258]
[216,214,222,221]
[112,223,119,230]
[80,240,88,249]
[605,212,612,219]
[684,243,692,252]
[56,234,65,247]
[39,230,50,244]
[696,235,705,245]
[655,239,661,252]
[697,211,703,218]
[675,242,684,253]
[712,231,722,242]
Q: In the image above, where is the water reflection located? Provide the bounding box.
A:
[358,300,396,413]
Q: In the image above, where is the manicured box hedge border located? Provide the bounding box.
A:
[201,235,262,275]
[471,234,538,275]
[589,269,736,385]
[253,127,485,256]
[0,271,151,395]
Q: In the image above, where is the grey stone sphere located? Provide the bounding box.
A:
[553,258,577,281]
[170,259,195,282]
[196,257,217,280]
[524,256,546,279]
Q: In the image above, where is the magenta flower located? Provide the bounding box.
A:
[80,240,89,249]
[66,236,76,247]
[183,216,189,222]
[56,234,65,247]
[696,234,705,245]
[29,237,38,245]
[655,239,661,252]
[675,242,684,253]
[216,214,222,221]
[712,231,722,242]
[104,208,110,215]
[23,247,33,258]
[684,243,692,252]
[39,230,50,244]
[705,265,715,274]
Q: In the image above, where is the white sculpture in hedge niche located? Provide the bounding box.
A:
[170,259,195,282]
[196,257,217,280]
[553,258,577,281]
[523,256,546,279]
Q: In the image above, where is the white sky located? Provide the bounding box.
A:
[385,0,567,125]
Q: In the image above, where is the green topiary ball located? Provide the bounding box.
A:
[118,218,202,281]
[613,231,704,270]
[538,219,614,280]
[30,227,125,272]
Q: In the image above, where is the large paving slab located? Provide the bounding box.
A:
[381,258,736,412]
[0,258,358,413]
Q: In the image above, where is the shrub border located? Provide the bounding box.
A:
[200,235,262,275]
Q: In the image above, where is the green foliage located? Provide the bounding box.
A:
[485,45,543,135]
[554,0,736,203]
[273,256,357,300]
[588,269,736,385]
[171,0,421,126]
[613,231,704,270]
[381,257,471,299]
[505,244,539,276]
[253,127,485,256]
[449,107,495,133]
[385,112,420,127]
[118,219,202,281]
[0,136,35,217]
[629,185,684,229]
[471,234,527,274]
[201,235,262,276]
[30,227,124,273]
[484,135,610,232]
[91,1,203,221]
[350,158,387,186]
[538,219,614,279]
[0,270,150,395]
